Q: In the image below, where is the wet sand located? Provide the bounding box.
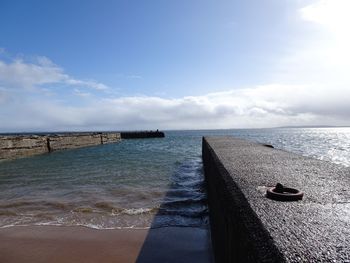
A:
[0,226,213,263]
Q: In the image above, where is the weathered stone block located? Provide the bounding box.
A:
[48,134,102,151]
[101,133,121,144]
[0,136,48,160]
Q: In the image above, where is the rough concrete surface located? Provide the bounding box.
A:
[0,133,121,160]
[203,136,350,263]
[48,134,103,151]
[0,135,48,160]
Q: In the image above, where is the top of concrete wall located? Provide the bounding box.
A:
[204,136,350,262]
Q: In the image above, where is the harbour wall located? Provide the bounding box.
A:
[0,135,48,161]
[202,136,349,262]
[0,131,165,161]
[0,132,121,160]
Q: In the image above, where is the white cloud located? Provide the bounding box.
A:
[1,83,349,132]
[66,79,108,90]
[73,88,92,97]
[297,0,350,73]
[272,0,350,98]
[0,56,109,91]
[300,0,350,33]
[0,87,8,104]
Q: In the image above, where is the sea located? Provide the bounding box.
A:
[0,128,349,229]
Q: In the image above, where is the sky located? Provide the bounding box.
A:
[0,0,349,132]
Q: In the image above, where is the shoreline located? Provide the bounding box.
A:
[0,225,213,263]
[0,223,209,230]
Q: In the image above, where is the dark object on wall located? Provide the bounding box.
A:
[266,183,303,201]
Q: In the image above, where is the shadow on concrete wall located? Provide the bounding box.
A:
[135,158,214,263]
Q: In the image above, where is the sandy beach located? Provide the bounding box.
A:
[0,225,213,263]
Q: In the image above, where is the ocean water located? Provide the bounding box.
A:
[0,128,349,229]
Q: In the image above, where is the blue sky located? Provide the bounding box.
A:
[0,0,349,131]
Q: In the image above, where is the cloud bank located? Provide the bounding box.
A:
[1,80,349,132]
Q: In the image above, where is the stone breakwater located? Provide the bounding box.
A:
[0,131,165,161]
[0,135,49,160]
[0,132,122,161]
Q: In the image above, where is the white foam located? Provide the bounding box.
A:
[121,207,156,215]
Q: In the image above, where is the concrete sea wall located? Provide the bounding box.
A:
[202,136,349,263]
[0,132,121,160]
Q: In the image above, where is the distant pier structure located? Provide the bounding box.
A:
[120,130,165,139]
